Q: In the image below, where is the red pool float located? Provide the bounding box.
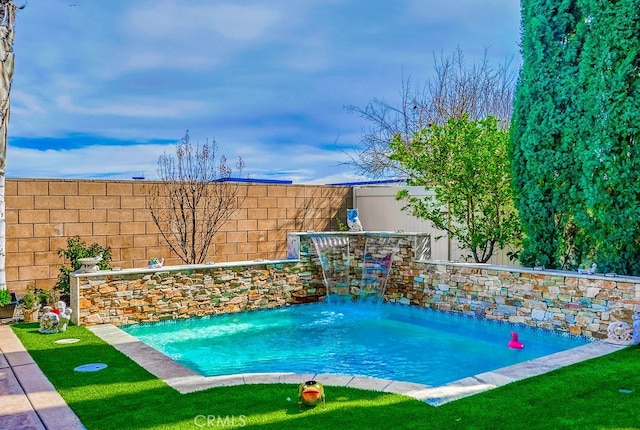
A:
[508,331,524,349]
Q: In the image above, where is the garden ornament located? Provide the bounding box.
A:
[607,321,633,344]
[39,306,59,333]
[298,380,325,410]
[77,253,104,273]
[39,301,73,334]
[347,209,363,231]
[148,257,164,268]
[632,313,640,345]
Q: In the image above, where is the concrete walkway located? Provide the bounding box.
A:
[0,325,85,430]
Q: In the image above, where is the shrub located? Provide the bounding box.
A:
[54,236,111,302]
[21,291,36,309]
[0,289,11,307]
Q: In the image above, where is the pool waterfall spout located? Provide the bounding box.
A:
[310,235,351,296]
[311,234,400,299]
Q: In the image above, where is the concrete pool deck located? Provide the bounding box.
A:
[89,323,625,406]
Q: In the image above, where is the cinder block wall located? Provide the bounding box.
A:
[5,178,352,293]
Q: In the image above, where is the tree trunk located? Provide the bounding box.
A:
[0,175,4,291]
[0,1,17,291]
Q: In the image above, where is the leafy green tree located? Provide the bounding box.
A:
[512,0,640,274]
[510,0,583,269]
[391,115,521,263]
[347,48,517,179]
[574,0,640,274]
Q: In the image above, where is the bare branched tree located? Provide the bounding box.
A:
[147,130,247,264]
[345,47,517,178]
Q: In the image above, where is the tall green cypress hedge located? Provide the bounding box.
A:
[575,0,640,274]
[510,0,582,269]
[511,0,640,274]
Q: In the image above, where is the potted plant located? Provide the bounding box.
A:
[55,236,111,304]
[0,289,17,319]
[20,289,41,323]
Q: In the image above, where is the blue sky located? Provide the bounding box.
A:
[8,0,521,184]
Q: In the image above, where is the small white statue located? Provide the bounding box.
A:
[57,301,73,332]
[347,209,363,232]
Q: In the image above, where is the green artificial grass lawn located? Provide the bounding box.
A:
[11,323,640,430]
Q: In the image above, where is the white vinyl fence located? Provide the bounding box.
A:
[352,185,519,266]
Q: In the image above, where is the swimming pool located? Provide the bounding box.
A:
[122,299,592,387]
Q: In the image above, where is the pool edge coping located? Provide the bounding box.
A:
[87,323,626,406]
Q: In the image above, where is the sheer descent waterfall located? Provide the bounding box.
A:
[311,234,400,300]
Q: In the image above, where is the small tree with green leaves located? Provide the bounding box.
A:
[54,236,111,302]
[391,115,521,263]
[346,48,516,179]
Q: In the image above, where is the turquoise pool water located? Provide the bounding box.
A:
[122,299,591,386]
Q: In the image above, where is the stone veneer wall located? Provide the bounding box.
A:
[384,263,640,339]
[71,231,428,326]
[70,261,325,326]
[72,232,640,339]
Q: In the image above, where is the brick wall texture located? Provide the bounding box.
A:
[6,178,352,293]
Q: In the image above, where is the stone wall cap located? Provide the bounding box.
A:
[289,231,429,237]
[420,260,640,283]
[70,258,298,278]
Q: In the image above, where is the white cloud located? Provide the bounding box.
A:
[7,144,167,179]
[119,51,213,74]
[404,0,520,23]
[124,2,281,42]
[6,141,362,184]
[55,95,207,119]
[11,90,47,116]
